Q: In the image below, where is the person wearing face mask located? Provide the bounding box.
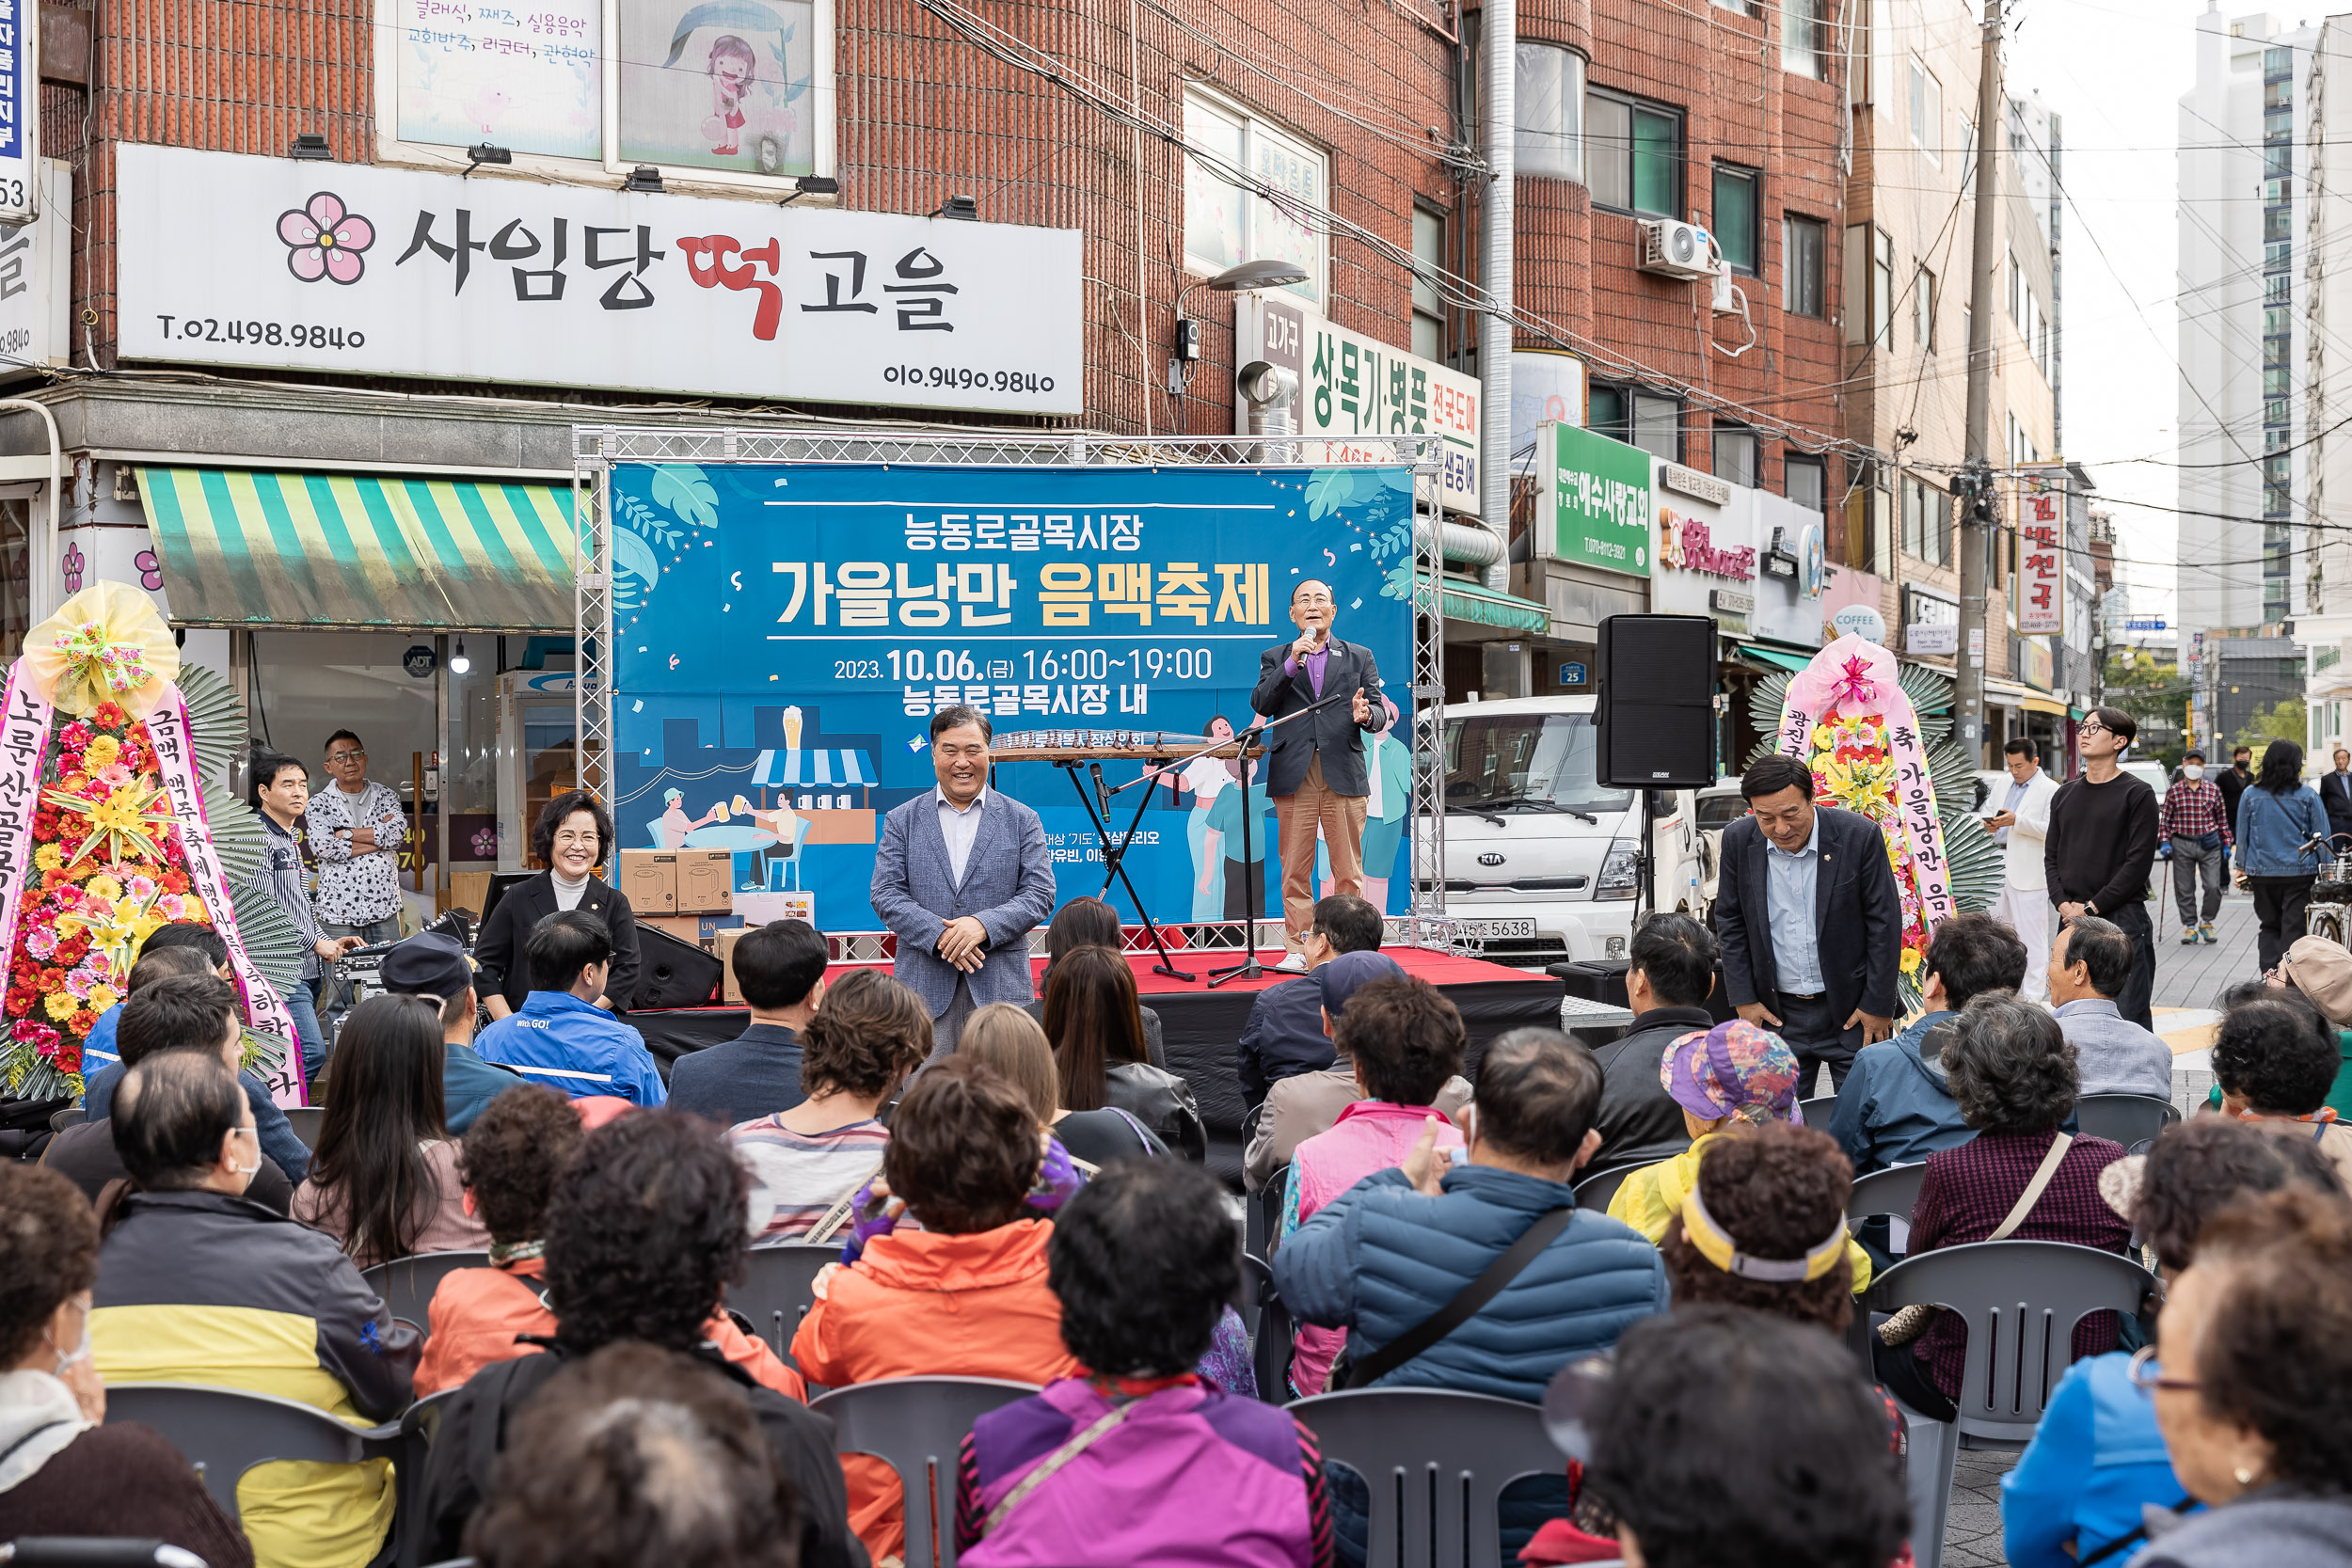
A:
[2161,750,2235,947]
[0,1164,253,1565]
[90,1051,420,1568]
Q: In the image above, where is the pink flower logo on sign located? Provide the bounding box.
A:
[278,192,374,285]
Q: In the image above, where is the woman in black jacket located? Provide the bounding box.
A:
[474,790,643,1017]
[1044,944,1204,1161]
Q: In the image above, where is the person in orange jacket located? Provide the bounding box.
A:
[414,1085,804,1401]
[793,1056,1083,1563]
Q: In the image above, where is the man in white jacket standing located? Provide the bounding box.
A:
[1985,737,2060,1003]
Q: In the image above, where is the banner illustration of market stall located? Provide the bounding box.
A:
[608,461,1419,932]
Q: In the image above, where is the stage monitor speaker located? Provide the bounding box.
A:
[632,927,725,1010]
[1596,613,1716,788]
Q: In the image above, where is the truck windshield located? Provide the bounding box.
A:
[1442,713,1633,815]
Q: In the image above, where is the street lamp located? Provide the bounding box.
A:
[1170,260,1310,393]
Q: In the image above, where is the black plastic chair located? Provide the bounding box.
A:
[1246,1252,1295,1401]
[1571,1163,1641,1213]
[1797,1093,1840,1131]
[729,1242,839,1358]
[1847,1162,1928,1226]
[360,1251,492,1343]
[1285,1386,1567,1568]
[808,1376,1041,1568]
[392,1389,458,1568]
[0,1544,212,1567]
[283,1106,326,1149]
[2074,1093,2181,1153]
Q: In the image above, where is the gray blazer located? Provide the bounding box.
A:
[870,788,1057,1015]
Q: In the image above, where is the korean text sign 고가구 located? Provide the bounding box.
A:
[113,143,1081,416]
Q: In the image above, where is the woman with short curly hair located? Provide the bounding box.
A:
[1875,992,2133,1421]
[1659,1119,1858,1334]
[2210,990,2352,1187]
[732,967,931,1239]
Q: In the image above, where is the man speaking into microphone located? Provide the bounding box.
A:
[1250,579,1385,973]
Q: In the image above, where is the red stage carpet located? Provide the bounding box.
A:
[639,944,1566,1186]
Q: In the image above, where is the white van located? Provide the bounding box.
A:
[1422,694,1702,967]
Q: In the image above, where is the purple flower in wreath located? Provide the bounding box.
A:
[133,547,163,591]
[60,541,82,593]
[278,192,374,285]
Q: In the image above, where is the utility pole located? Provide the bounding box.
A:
[1957,0,2005,764]
[1478,0,1514,602]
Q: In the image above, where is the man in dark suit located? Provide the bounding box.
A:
[1249,578,1384,974]
[2322,748,2352,843]
[869,705,1057,1055]
[1714,753,1903,1093]
[666,918,828,1124]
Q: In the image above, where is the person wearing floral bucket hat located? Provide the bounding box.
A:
[1606,1017,1877,1293]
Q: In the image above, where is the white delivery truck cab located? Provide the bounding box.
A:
[1422,694,1701,967]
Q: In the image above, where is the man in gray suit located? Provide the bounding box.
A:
[1251,579,1383,973]
[870,705,1057,1055]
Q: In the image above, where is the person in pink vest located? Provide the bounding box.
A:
[1272,955,1469,1396]
[954,1157,1334,1568]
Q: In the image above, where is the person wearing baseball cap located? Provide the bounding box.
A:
[1605,1018,1874,1292]
[378,931,518,1134]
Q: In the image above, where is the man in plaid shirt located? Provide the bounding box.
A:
[2159,749,2233,945]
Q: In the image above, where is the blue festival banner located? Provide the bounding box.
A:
[608,461,1418,932]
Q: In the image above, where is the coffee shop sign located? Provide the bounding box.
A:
[1658,509,1755,579]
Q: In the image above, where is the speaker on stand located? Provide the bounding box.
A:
[1596,614,1720,918]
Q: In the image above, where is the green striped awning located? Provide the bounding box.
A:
[1438,579,1551,635]
[1736,643,1815,674]
[136,467,579,631]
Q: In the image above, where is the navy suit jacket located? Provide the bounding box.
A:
[1715,805,1903,1023]
[666,1022,805,1126]
[1236,974,1336,1105]
[870,787,1057,1016]
[1249,636,1383,797]
[2322,770,2352,835]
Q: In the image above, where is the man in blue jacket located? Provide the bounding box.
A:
[474,911,667,1105]
[1236,893,1385,1114]
[1827,912,2026,1174]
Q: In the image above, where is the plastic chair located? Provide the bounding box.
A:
[283,1106,326,1149]
[2074,1093,2181,1152]
[1798,1093,1840,1130]
[1245,1252,1295,1400]
[1572,1163,1641,1213]
[103,1383,402,1542]
[1858,1241,2158,1568]
[729,1243,839,1358]
[361,1252,493,1343]
[392,1390,458,1568]
[808,1376,1041,1568]
[1847,1162,1927,1226]
[0,1544,211,1566]
[1285,1387,1567,1568]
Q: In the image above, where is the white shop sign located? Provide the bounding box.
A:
[115,143,1084,416]
[0,158,71,377]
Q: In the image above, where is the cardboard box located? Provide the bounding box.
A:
[618,849,676,912]
[675,848,734,913]
[717,926,746,1006]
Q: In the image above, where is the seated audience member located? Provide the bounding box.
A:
[669,919,829,1123]
[1045,944,1204,1160]
[1609,1019,1876,1294]
[1591,912,1724,1169]
[377,929,519,1134]
[1235,893,1385,1111]
[2126,1189,2352,1568]
[2002,1118,2345,1568]
[464,1341,802,1568]
[421,1110,858,1568]
[78,920,237,1071]
[2049,915,2176,1098]
[1274,974,1470,1397]
[1576,1307,1910,1568]
[0,1164,252,1567]
[2267,935,2352,1116]
[92,1052,418,1568]
[48,974,300,1212]
[955,1159,1332,1568]
[414,1085,802,1401]
[963,999,1151,1168]
[80,948,311,1186]
[1025,895,1167,1067]
[2210,989,2352,1186]
[1876,995,2132,1420]
[294,993,491,1268]
[1244,950,1472,1194]
[1829,911,2027,1173]
[473,911,667,1105]
[732,967,929,1240]
[1658,1119,1863,1336]
[795,1057,1082,1562]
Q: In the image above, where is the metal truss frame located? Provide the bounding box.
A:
[570,425,1457,947]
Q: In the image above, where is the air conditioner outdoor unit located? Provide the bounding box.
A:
[1640,218,1719,281]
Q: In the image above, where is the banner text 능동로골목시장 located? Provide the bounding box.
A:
[608,462,1420,932]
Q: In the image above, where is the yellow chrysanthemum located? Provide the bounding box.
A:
[43,991,78,1022]
[1899,946,1924,974]
[178,895,206,922]
[84,984,119,1014]
[82,736,121,769]
[1810,724,1835,750]
[33,845,62,872]
[85,875,122,904]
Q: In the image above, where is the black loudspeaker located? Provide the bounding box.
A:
[632,927,725,1010]
[1596,613,1717,788]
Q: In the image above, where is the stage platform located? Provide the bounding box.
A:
[632,944,1568,1186]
